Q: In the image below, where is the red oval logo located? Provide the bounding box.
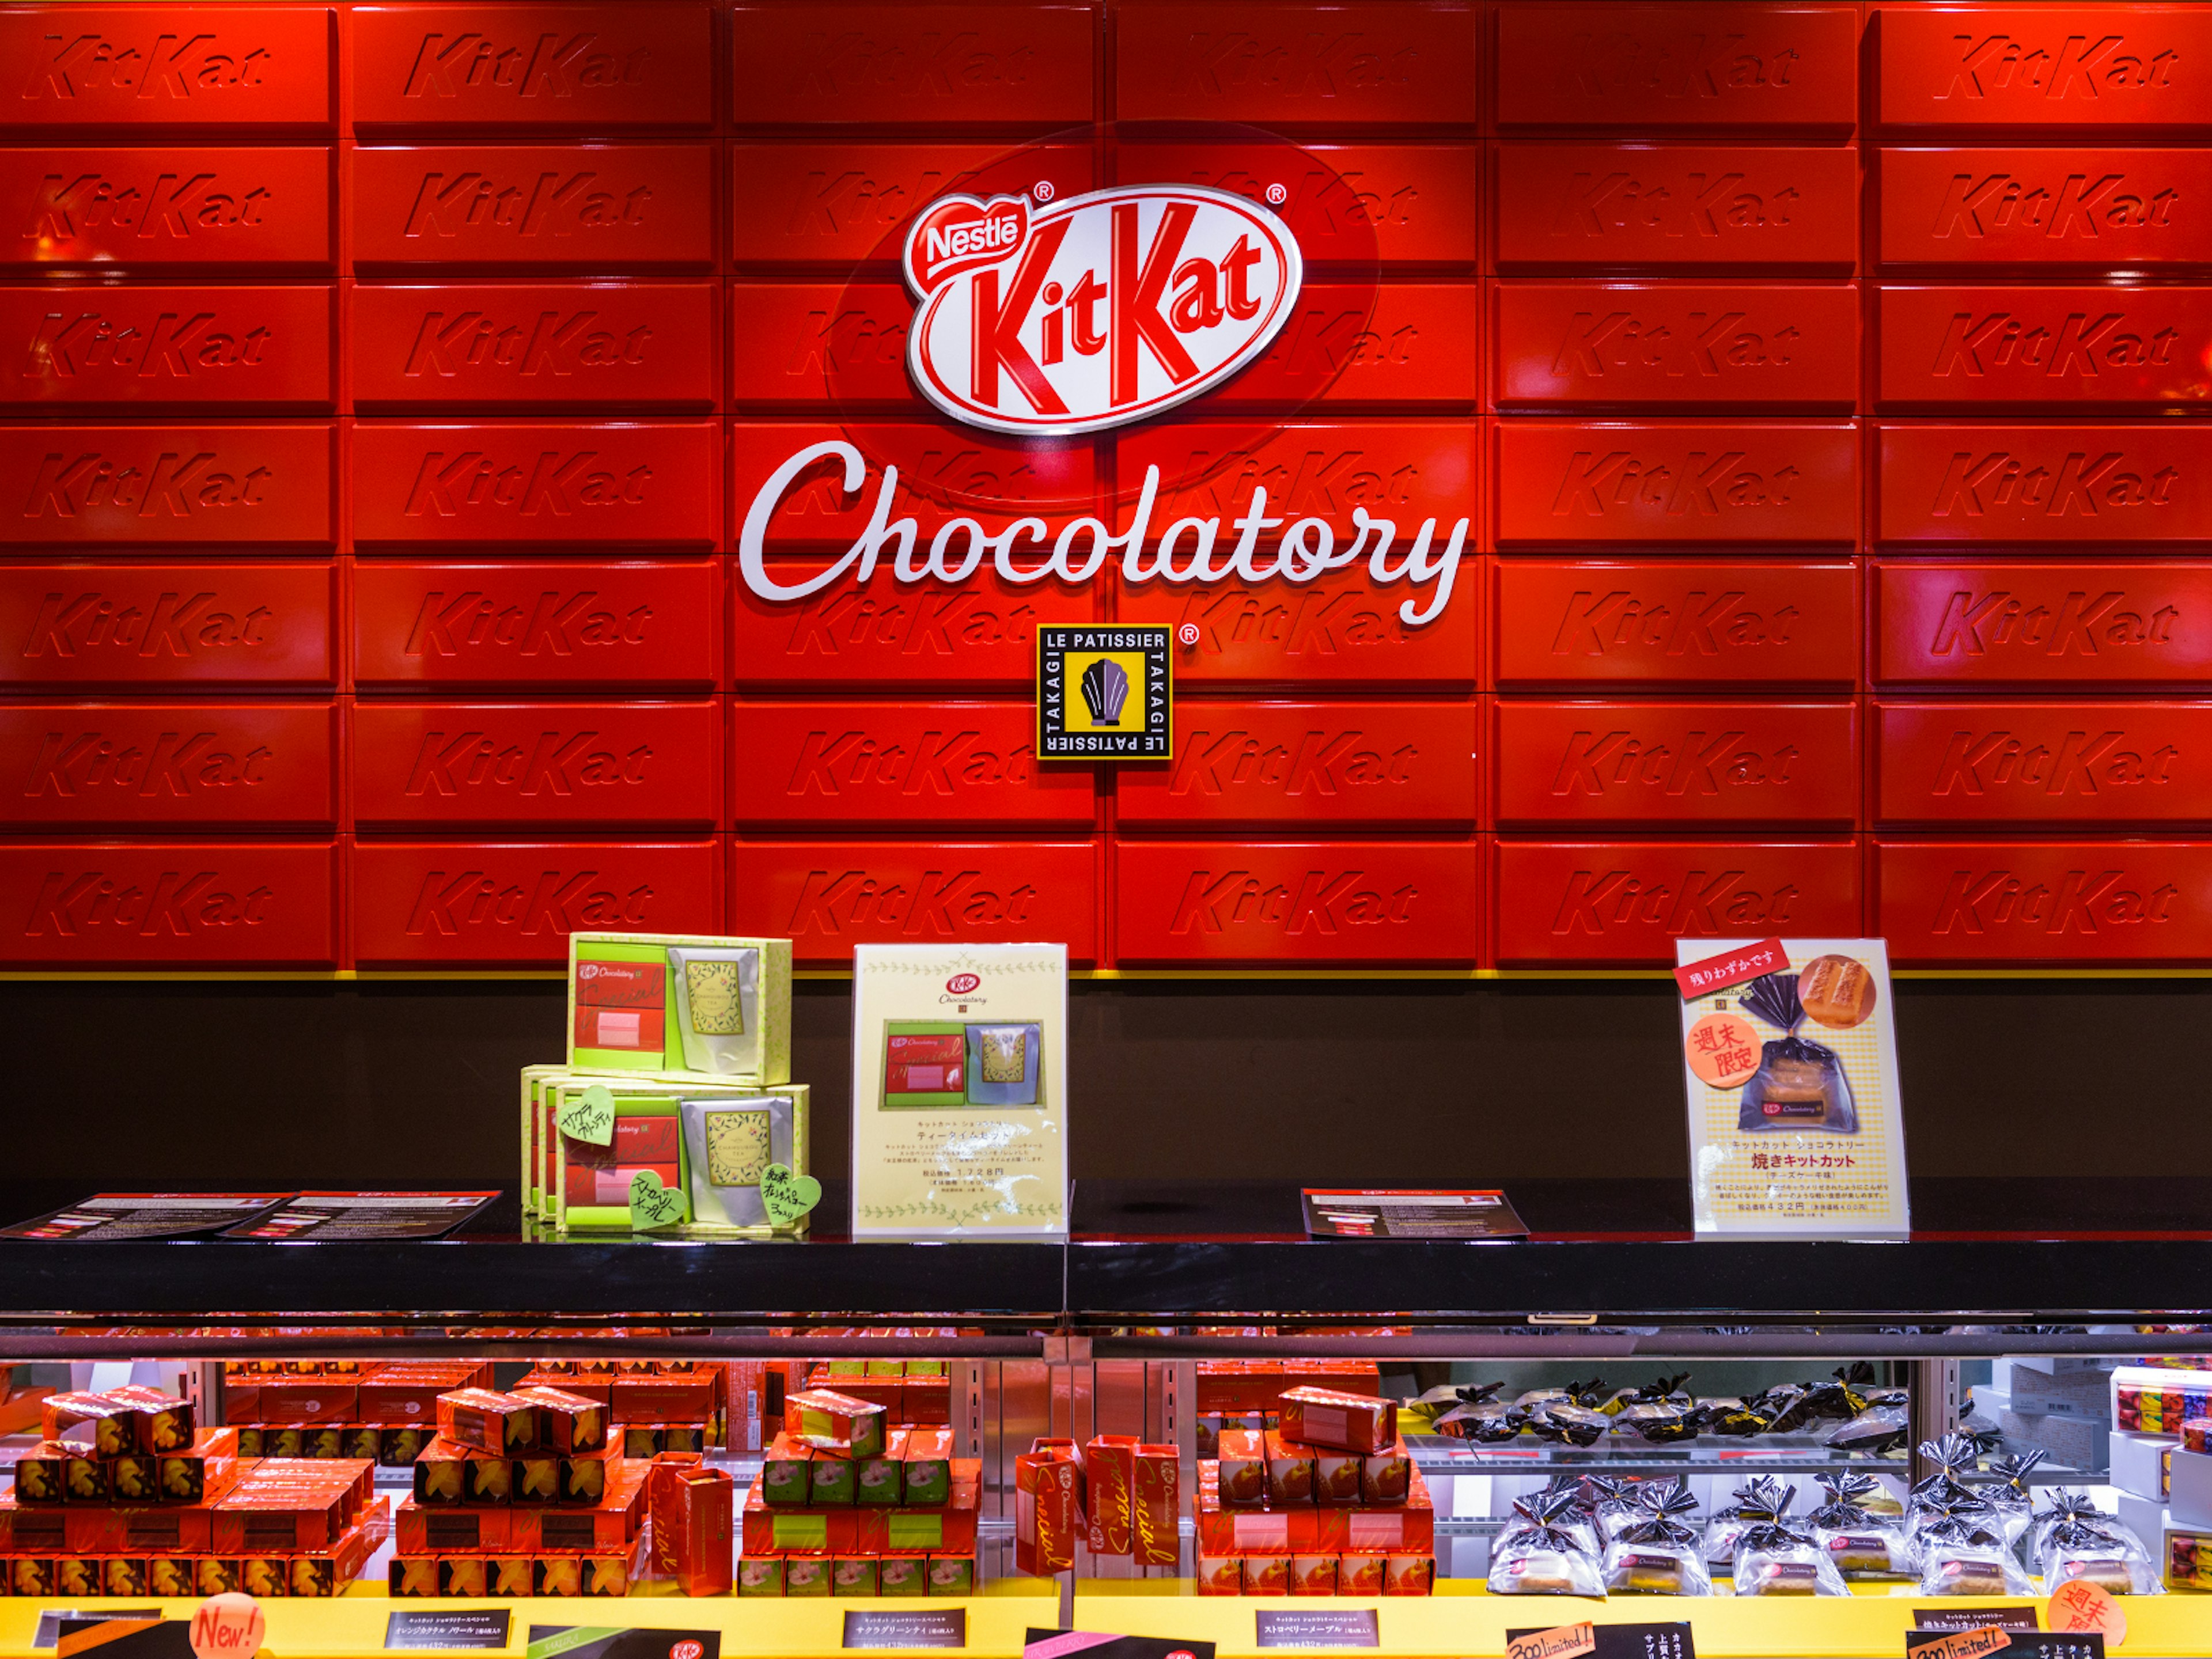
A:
[671,1642,704,1659]
[945,973,981,995]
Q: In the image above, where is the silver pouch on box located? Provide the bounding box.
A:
[667,946,760,1076]
[679,1093,795,1227]
[964,1021,1041,1105]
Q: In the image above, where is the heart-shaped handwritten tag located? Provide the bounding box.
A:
[558,1084,616,1148]
[760,1162,822,1228]
[628,1169,685,1232]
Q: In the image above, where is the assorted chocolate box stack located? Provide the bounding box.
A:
[1195,1360,1385,1457]
[388,1383,662,1597]
[518,1360,726,1455]
[2119,1376,2212,1434]
[224,1359,493,1465]
[1014,1435,1180,1577]
[741,1387,978,1596]
[1197,1387,1435,1596]
[2,1387,388,1598]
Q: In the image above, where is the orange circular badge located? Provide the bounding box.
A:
[1686,1014,1763,1088]
[2048,1577,2127,1645]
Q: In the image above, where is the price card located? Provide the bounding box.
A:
[34,1614,162,1652]
[1914,1612,2042,1635]
[843,1610,966,1650]
[387,1611,512,1650]
[1255,1610,1379,1650]
[1509,1624,1693,1659]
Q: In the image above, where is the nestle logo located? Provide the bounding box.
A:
[1933,309,2183,378]
[22,589,272,659]
[1929,587,2179,656]
[404,729,649,797]
[945,972,980,994]
[27,729,269,798]
[406,590,649,657]
[1550,867,1800,935]
[1929,450,2176,517]
[406,867,649,935]
[1935,728,2175,796]
[1941,34,2180,100]
[402,31,649,99]
[785,868,1037,935]
[1554,171,1798,237]
[1552,588,1798,657]
[1551,449,1798,517]
[26,31,275,100]
[1168,868,1415,935]
[403,171,652,239]
[27,308,272,380]
[26,172,271,240]
[402,450,648,517]
[404,309,652,378]
[1932,173,2177,238]
[28,868,271,936]
[24,450,271,519]
[1172,728,1413,796]
[1934,868,2179,934]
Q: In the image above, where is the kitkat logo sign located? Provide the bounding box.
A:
[946,972,982,995]
[900,181,1303,435]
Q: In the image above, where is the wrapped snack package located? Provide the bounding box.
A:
[1916,1498,2033,1596]
[1974,1450,2046,1547]
[1700,1484,1759,1569]
[1731,1479,1850,1597]
[1821,1402,1908,1456]
[1701,1397,1771,1439]
[1808,1471,1912,1578]
[1587,1476,1646,1543]
[1737,972,1859,1133]
[1613,1375,1696,1444]
[1797,1363,1875,1425]
[1487,1491,1606,1599]
[2033,1489,2164,1597]
[1431,1382,1525,1444]
[1527,1402,1611,1447]
[1906,1434,1983,1548]
[1503,1478,1600,1558]
[1603,1479,1712,1597]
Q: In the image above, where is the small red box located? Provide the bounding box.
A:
[1014,1440,1080,1577]
[1215,1430,1266,1508]
[1385,1554,1434,1595]
[1291,1554,1338,1596]
[1082,1436,1139,1556]
[1243,1554,1290,1595]
[1196,1554,1242,1596]
[1280,1388,1397,1454]
[437,1390,536,1456]
[1131,1445,1180,1569]
[649,1460,733,1597]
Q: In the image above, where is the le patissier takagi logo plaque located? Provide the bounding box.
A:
[902,181,1302,435]
[1037,624,1172,760]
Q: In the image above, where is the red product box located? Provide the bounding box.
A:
[1876,839,2212,964]
[1876,700,2212,827]
[1494,560,1859,690]
[43,1391,144,1456]
[1291,1554,1338,1596]
[350,839,720,968]
[1340,1553,1386,1595]
[1263,1430,1316,1508]
[350,282,718,412]
[1132,1446,1179,1569]
[1243,1555,1290,1595]
[0,283,336,411]
[805,1369,902,1416]
[1877,285,2212,411]
[1495,144,1858,270]
[0,7,335,129]
[60,1506,214,1556]
[1215,1431,1266,1508]
[742,1477,861,1556]
[347,143,715,270]
[1494,282,1860,411]
[1874,423,2212,546]
[351,421,721,548]
[513,1388,607,1456]
[1496,5,1860,130]
[1115,3,1477,128]
[1873,561,2212,687]
[730,5,1094,128]
[1876,8,2212,131]
[1878,148,2212,269]
[0,702,337,832]
[730,701,1096,829]
[1116,700,1480,828]
[1196,1554,1243,1596]
[353,559,720,692]
[438,1389,536,1456]
[730,839,1099,966]
[1113,842,1481,967]
[1014,1440,1081,1577]
[1493,699,1860,828]
[1495,421,1858,547]
[615,1375,719,1425]
[647,1461,732,1597]
[1385,1553,1434,1594]
[0,421,335,547]
[0,147,335,270]
[573,960,664,1009]
[0,840,338,969]
[884,1032,963,1098]
[1082,1436,1139,1556]
[901,1376,950,1426]
[395,1497,514,1556]
[0,561,338,691]
[1281,1387,1397,1453]
[1495,838,1861,964]
[350,6,715,131]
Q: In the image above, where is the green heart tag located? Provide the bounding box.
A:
[557,1084,616,1147]
[760,1162,822,1228]
[628,1169,685,1232]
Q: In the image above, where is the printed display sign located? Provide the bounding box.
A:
[850,942,1069,1238]
[6,3,2208,975]
[1678,939,1910,1240]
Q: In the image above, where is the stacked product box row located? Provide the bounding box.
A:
[223,1358,490,1464]
[1195,1360,1384,1457]
[2,1386,387,1597]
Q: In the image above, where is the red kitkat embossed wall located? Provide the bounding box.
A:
[6,0,2209,971]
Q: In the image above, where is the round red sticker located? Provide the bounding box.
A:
[189,1593,263,1659]
[2048,1578,2126,1643]
[1685,1013,1763,1088]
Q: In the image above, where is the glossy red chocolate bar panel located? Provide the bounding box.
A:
[1207,283,1479,408]
[347,143,715,270]
[1494,838,1859,963]
[1876,700,2212,827]
[0,423,334,547]
[0,284,336,410]
[1878,148,2212,269]
[1877,285,2212,411]
[1495,145,1858,271]
[1114,4,1478,128]
[730,700,1094,827]
[732,144,1096,268]
[351,838,721,965]
[0,7,335,130]
[729,839,1099,963]
[1120,568,1479,688]
[727,282,911,408]
[1494,560,1858,687]
[350,5,715,130]
[1494,421,1856,545]
[1113,839,1480,963]
[0,702,337,828]
[1876,839,2212,963]
[352,700,722,828]
[354,559,720,689]
[1495,5,1859,131]
[1874,423,2212,547]
[732,423,1096,557]
[1494,699,1857,826]
[352,421,719,546]
[0,147,334,270]
[732,559,1095,690]
[730,5,1096,127]
[1876,7,2212,131]
[0,841,338,966]
[1115,700,1480,826]
[1120,418,1479,530]
[1113,143,1478,269]
[0,561,336,688]
[1874,561,2212,687]
[1493,282,1858,410]
[350,282,718,411]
